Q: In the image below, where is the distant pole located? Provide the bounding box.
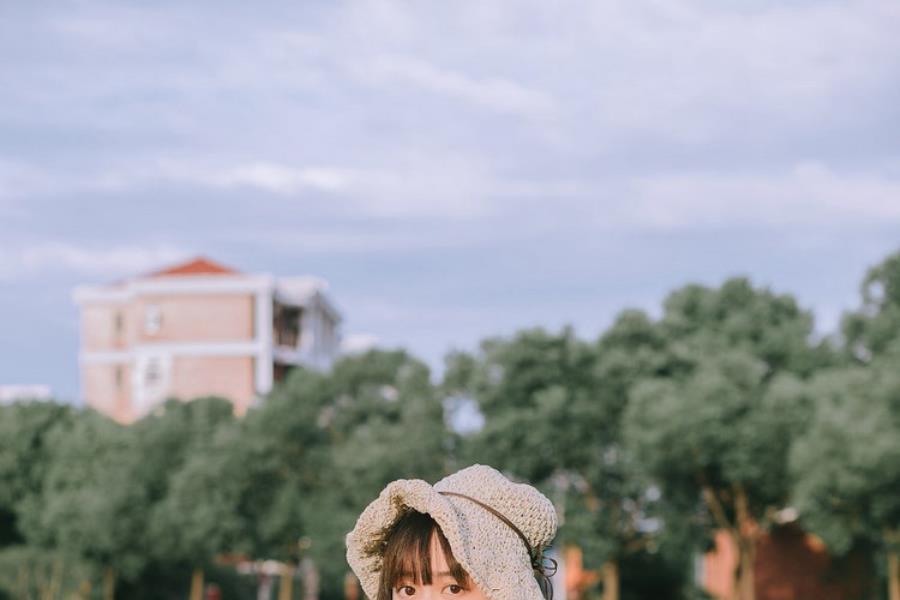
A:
[102,567,115,600]
[78,579,93,600]
[16,564,28,599]
[278,564,294,600]
[888,550,899,600]
[189,568,204,600]
[258,573,273,600]
[301,557,319,600]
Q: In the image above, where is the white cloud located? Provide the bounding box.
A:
[0,160,60,205]
[50,13,152,47]
[359,54,556,120]
[623,162,900,230]
[225,228,462,254]
[340,333,379,354]
[182,162,352,194]
[0,158,293,202]
[97,155,497,218]
[0,242,190,281]
[93,160,354,195]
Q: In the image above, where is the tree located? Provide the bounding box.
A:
[0,401,82,598]
[148,417,248,600]
[136,396,239,600]
[842,250,900,361]
[808,248,900,600]
[254,349,449,600]
[443,324,677,600]
[17,410,147,599]
[0,401,73,549]
[623,278,826,600]
[790,363,900,600]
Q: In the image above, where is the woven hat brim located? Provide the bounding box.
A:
[345,478,547,600]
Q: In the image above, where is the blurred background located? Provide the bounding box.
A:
[2,1,899,599]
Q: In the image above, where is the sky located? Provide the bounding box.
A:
[2,0,900,402]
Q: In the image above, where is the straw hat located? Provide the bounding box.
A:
[345,464,559,600]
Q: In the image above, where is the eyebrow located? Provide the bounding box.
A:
[398,571,455,578]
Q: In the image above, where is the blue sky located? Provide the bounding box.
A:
[2,0,900,401]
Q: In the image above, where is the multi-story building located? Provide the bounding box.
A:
[73,257,341,423]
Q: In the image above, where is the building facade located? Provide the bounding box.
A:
[73,257,341,423]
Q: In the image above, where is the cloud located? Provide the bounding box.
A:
[623,162,900,230]
[3,157,351,209]
[163,161,352,194]
[97,154,500,219]
[223,228,462,254]
[340,333,379,354]
[0,242,191,281]
[0,160,61,206]
[359,54,556,120]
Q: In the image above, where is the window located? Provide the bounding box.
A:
[273,304,301,347]
[135,355,170,416]
[145,358,162,386]
[144,305,162,335]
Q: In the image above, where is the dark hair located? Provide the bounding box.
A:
[376,509,473,600]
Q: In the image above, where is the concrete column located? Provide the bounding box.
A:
[254,285,273,395]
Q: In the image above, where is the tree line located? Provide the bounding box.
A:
[2,251,900,600]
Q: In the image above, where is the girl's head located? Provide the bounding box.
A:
[346,464,558,600]
[378,510,487,600]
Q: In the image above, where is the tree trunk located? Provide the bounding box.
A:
[102,567,115,600]
[16,564,30,600]
[888,551,899,600]
[735,539,756,600]
[36,564,49,600]
[78,580,93,600]
[278,564,294,600]
[732,485,756,600]
[601,560,619,600]
[41,558,61,600]
[189,568,204,600]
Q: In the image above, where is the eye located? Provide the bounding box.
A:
[445,584,465,595]
[396,585,416,597]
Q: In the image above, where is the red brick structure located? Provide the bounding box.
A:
[703,524,871,600]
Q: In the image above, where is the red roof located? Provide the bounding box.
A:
[146,256,240,278]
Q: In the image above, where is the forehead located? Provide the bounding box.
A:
[395,528,456,581]
[427,533,451,571]
[398,535,454,580]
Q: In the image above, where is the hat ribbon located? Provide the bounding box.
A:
[438,491,558,600]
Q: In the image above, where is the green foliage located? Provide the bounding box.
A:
[661,277,834,376]
[254,349,450,599]
[17,410,147,577]
[627,351,810,511]
[790,360,900,555]
[624,277,823,577]
[797,248,900,584]
[148,419,248,565]
[0,546,94,600]
[5,252,900,599]
[134,397,242,567]
[445,325,663,572]
[842,250,900,360]
[445,326,597,478]
[0,401,73,547]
